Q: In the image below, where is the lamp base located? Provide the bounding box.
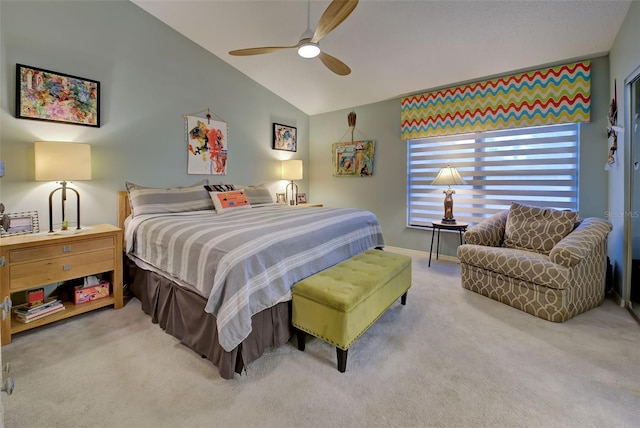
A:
[48,182,81,233]
[441,217,457,224]
[285,181,298,206]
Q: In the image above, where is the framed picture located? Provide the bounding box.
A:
[332,140,376,177]
[16,64,100,127]
[297,193,307,204]
[186,115,228,175]
[273,123,297,152]
[0,211,40,237]
[276,193,286,204]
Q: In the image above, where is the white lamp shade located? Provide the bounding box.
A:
[282,159,303,181]
[35,142,92,181]
[431,165,466,186]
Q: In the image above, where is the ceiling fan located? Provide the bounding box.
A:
[228,0,358,76]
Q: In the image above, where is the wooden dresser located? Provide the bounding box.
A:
[0,224,123,345]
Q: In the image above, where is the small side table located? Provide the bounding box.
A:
[428,221,468,267]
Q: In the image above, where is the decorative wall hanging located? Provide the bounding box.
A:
[16,64,100,127]
[185,109,228,175]
[273,123,297,152]
[605,80,619,170]
[401,61,591,140]
[332,140,375,177]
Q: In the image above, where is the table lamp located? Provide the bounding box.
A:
[282,159,303,205]
[35,142,91,233]
[431,165,466,224]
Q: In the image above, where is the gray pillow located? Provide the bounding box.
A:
[242,184,275,206]
[125,179,213,217]
[503,202,578,255]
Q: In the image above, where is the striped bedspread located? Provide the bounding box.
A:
[125,205,385,351]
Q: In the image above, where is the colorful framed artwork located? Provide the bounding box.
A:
[0,211,40,237]
[273,123,297,152]
[332,140,375,177]
[297,193,307,204]
[15,64,100,127]
[276,193,286,204]
[186,115,228,175]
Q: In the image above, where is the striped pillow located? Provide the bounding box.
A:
[126,180,213,217]
[243,184,275,206]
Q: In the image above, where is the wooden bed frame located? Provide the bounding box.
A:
[117,191,130,235]
[117,191,292,379]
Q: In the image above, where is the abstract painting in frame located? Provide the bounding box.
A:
[186,115,228,175]
[16,64,100,127]
[273,123,297,152]
[332,140,375,176]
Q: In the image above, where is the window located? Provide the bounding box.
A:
[407,123,579,227]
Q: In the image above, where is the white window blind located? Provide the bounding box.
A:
[407,123,579,227]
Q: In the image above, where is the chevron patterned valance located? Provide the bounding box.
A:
[400,61,591,140]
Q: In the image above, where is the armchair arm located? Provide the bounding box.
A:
[549,218,613,268]
[464,210,509,247]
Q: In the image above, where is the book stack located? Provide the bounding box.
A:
[13,299,65,323]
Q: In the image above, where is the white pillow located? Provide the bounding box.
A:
[209,189,251,213]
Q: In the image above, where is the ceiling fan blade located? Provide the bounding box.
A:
[229,46,296,56]
[319,52,351,76]
[311,0,359,43]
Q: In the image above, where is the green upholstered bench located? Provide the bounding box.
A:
[292,249,412,372]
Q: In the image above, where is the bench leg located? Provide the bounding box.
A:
[401,291,408,305]
[336,348,348,372]
[296,329,306,351]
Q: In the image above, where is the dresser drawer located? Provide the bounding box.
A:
[8,236,115,263]
[9,248,115,291]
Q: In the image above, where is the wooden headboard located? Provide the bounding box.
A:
[118,191,130,231]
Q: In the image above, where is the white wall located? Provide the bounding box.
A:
[0,0,309,229]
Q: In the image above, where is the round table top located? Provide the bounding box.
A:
[431,221,468,229]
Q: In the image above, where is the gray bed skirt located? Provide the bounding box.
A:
[125,258,292,379]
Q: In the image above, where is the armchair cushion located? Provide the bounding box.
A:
[550,217,613,267]
[464,210,509,247]
[457,245,570,290]
[503,203,578,255]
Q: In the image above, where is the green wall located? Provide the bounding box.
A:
[310,56,612,255]
[0,0,309,228]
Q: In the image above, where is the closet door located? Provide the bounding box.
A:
[629,70,640,319]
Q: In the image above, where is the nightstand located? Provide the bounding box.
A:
[296,203,323,207]
[428,221,468,267]
[0,224,123,345]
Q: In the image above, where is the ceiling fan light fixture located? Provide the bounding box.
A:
[297,42,320,58]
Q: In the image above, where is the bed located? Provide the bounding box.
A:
[117,184,384,379]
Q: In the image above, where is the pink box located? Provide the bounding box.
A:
[74,281,110,305]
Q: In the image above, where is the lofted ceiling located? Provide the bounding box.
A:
[132,0,632,116]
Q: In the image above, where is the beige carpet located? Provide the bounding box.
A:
[3,251,640,427]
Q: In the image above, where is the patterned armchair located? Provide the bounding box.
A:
[457,204,613,322]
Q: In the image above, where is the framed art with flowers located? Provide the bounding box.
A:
[15,64,100,127]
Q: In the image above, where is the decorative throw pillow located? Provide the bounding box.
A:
[205,184,236,192]
[242,184,275,206]
[209,189,251,213]
[126,180,213,217]
[503,202,578,255]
